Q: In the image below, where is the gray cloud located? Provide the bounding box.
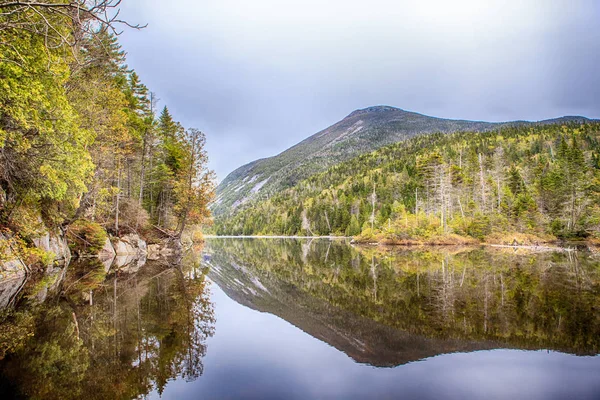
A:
[117,0,600,180]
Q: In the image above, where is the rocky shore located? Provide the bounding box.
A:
[0,226,182,308]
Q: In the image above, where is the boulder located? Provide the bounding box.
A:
[115,253,147,274]
[98,237,116,259]
[32,229,71,263]
[100,256,114,273]
[147,244,161,260]
[98,237,116,273]
[113,234,147,256]
[113,239,136,255]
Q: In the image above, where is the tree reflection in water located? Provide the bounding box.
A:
[1,238,599,399]
[0,250,215,400]
[206,238,600,360]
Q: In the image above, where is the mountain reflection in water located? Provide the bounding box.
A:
[205,238,600,364]
[0,238,599,400]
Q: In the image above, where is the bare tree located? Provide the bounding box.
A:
[478,153,487,211]
[0,0,145,67]
[369,184,376,230]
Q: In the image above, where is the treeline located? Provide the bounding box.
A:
[0,1,213,248]
[215,122,600,242]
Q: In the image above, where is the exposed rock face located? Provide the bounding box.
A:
[32,229,71,263]
[98,238,117,260]
[0,274,26,308]
[0,234,27,308]
[113,234,147,256]
[1,228,69,308]
[114,253,147,273]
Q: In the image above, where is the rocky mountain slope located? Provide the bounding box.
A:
[213,105,590,216]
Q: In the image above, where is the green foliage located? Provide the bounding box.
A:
[216,122,600,243]
[214,106,589,217]
[0,309,35,360]
[345,215,361,236]
[0,18,94,213]
[0,6,214,254]
[66,220,107,255]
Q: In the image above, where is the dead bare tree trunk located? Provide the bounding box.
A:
[324,210,331,234]
[478,153,487,211]
[115,159,121,234]
[370,184,376,231]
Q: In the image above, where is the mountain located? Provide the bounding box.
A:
[212,105,590,216]
[214,118,600,238]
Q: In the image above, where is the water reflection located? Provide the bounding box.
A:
[0,252,214,400]
[1,238,599,399]
[205,238,600,364]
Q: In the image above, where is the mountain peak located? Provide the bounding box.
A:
[346,105,403,118]
[213,107,596,216]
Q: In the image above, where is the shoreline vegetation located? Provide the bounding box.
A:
[206,233,598,253]
[214,122,600,249]
[0,3,214,279]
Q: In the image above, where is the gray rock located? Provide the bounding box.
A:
[98,237,116,259]
[100,256,114,273]
[32,229,71,263]
[116,254,147,274]
[113,239,135,255]
[0,233,27,307]
[49,230,71,262]
[32,232,50,253]
[0,274,26,308]
[113,234,147,256]
[113,254,137,268]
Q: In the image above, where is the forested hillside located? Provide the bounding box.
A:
[214,105,590,217]
[214,122,600,243]
[0,1,213,263]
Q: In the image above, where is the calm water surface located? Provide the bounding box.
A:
[0,238,599,399]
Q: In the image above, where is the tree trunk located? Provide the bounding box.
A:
[324,210,331,233]
[478,153,487,210]
[370,184,376,231]
[115,161,121,234]
[139,131,147,206]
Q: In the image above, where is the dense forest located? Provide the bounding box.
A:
[0,1,213,263]
[214,122,600,244]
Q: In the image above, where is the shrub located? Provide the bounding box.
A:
[356,227,376,242]
[66,219,107,255]
[466,213,491,240]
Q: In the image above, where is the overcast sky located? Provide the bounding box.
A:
[117,0,600,181]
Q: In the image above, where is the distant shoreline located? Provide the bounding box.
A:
[204,235,349,239]
[204,235,597,253]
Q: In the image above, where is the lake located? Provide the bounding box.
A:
[1,238,599,399]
